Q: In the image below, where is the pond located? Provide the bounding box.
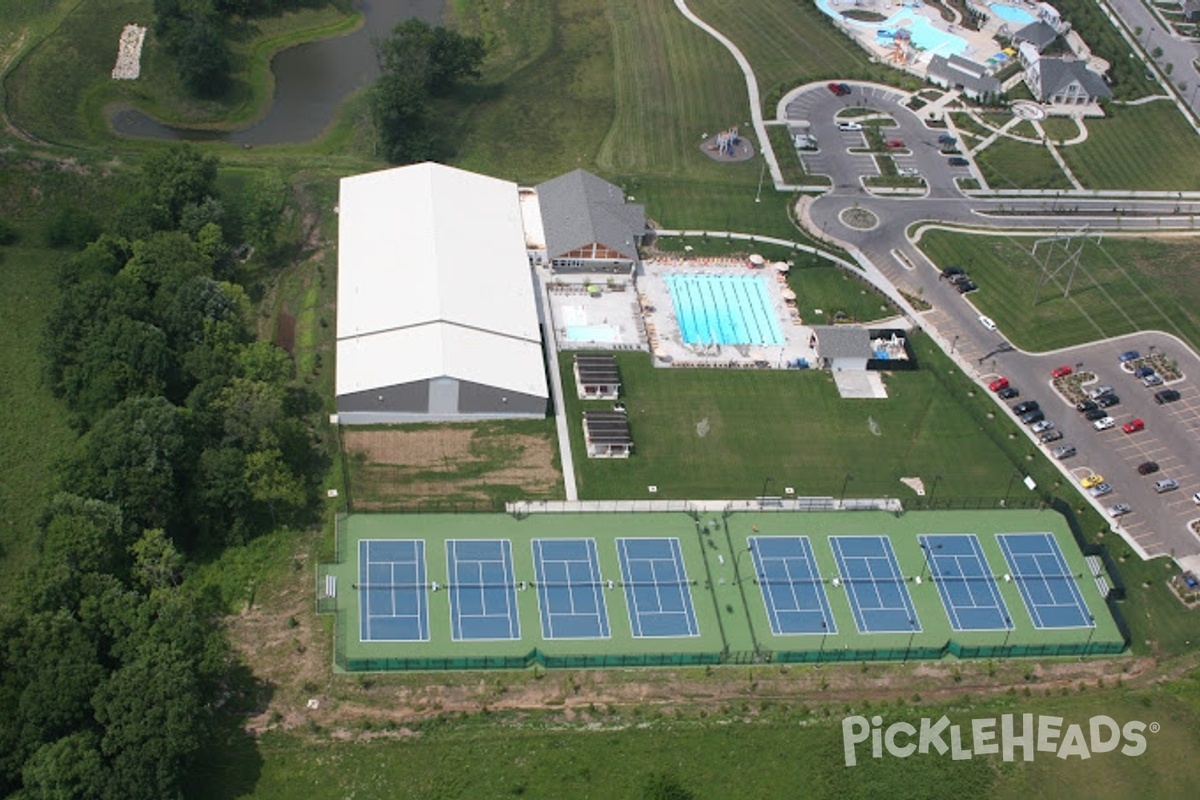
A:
[109,0,444,145]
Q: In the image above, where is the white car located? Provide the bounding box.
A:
[979,315,997,331]
[837,121,863,132]
[1093,417,1116,431]
[1193,492,1200,505]
[1031,420,1055,434]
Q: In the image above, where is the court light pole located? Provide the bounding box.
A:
[928,474,944,509]
[1005,471,1022,503]
[1002,616,1013,654]
[903,618,917,663]
[919,542,942,581]
[840,473,855,507]
[760,475,775,503]
[1082,615,1096,659]
[817,620,829,665]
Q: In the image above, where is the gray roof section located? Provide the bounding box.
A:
[927,54,1001,96]
[536,169,646,261]
[1013,21,1058,50]
[1183,0,1200,17]
[1038,58,1112,101]
[813,326,872,359]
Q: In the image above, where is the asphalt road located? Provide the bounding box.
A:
[1106,0,1200,119]
[785,83,1200,562]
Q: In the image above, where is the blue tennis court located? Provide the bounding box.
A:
[998,533,1094,629]
[749,536,837,636]
[446,539,521,641]
[532,538,611,640]
[920,534,1013,632]
[359,539,428,642]
[664,273,785,346]
[616,538,700,638]
[830,536,921,634]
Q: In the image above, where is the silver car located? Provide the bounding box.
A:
[1052,444,1076,459]
[1155,478,1180,494]
[1089,483,1113,497]
[1108,503,1132,517]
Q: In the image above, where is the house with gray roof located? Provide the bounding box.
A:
[1182,0,1200,22]
[926,54,1001,101]
[1012,21,1059,54]
[535,169,647,274]
[813,326,871,372]
[1025,57,1111,105]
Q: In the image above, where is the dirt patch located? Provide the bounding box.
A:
[343,423,561,509]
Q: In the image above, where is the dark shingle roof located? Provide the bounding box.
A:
[1037,59,1112,101]
[536,169,645,261]
[813,326,871,359]
[575,353,620,386]
[1013,21,1058,50]
[583,410,632,445]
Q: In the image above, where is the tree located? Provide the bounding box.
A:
[20,731,108,800]
[174,16,231,98]
[131,529,186,590]
[138,146,220,228]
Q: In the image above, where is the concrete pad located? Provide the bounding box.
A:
[833,370,889,399]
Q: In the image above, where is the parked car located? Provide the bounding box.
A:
[988,376,1009,392]
[1137,461,1160,475]
[948,156,969,167]
[948,272,971,285]
[885,139,905,148]
[1133,366,1155,378]
[1097,394,1121,409]
[1089,483,1113,498]
[980,316,997,331]
[1193,492,1200,505]
[938,133,955,145]
[1052,444,1076,459]
[1154,389,1181,404]
[1084,408,1109,421]
[1155,478,1180,493]
[1122,418,1145,434]
[941,266,965,278]
[1081,473,1105,489]
[1143,374,1164,387]
[1076,400,1098,413]
[1013,401,1039,415]
[1089,385,1115,400]
[1039,429,1064,443]
[1108,503,1133,517]
[1093,417,1116,431]
[998,386,1019,400]
[837,121,863,131]
[1021,409,1045,425]
[827,82,842,95]
[838,83,851,95]
[956,280,978,294]
[1118,350,1140,363]
[1031,420,1055,434]
[1051,365,1073,378]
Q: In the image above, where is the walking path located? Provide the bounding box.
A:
[534,268,578,501]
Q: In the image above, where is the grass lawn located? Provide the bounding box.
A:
[916,230,1200,352]
[792,267,896,324]
[976,138,1071,190]
[1040,116,1080,143]
[207,684,1200,799]
[560,334,1029,502]
[1058,101,1200,190]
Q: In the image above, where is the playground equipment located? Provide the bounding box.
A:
[710,126,741,157]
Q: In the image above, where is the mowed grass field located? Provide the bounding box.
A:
[976,137,1072,191]
[560,336,1024,502]
[917,230,1200,352]
[212,684,1200,799]
[1060,102,1200,190]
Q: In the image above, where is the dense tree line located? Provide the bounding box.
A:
[153,0,340,97]
[0,144,323,796]
[371,19,486,163]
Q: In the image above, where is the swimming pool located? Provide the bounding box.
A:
[989,3,1036,24]
[814,0,969,57]
[665,274,784,346]
[565,324,620,343]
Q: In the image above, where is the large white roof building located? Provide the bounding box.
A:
[335,162,549,424]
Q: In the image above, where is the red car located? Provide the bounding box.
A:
[885,139,905,148]
[1051,365,1073,378]
[827,82,842,95]
[988,377,1010,392]
[1123,418,1145,434]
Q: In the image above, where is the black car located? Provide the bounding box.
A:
[1012,401,1039,415]
[1097,393,1121,408]
[1084,408,1108,421]
[838,83,851,96]
[942,266,965,278]
[997,386,1019,400]
[1076,400,1098,413]
[1155,389,1181,404]
[948,156,969,167]
[947,272,971,285]
[956,280,978,294]
[1039,429,1064,443]
[1020,409,1045,425]
[1137,461,1160,475]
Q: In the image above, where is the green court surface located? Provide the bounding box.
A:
[318,509,1125,671]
